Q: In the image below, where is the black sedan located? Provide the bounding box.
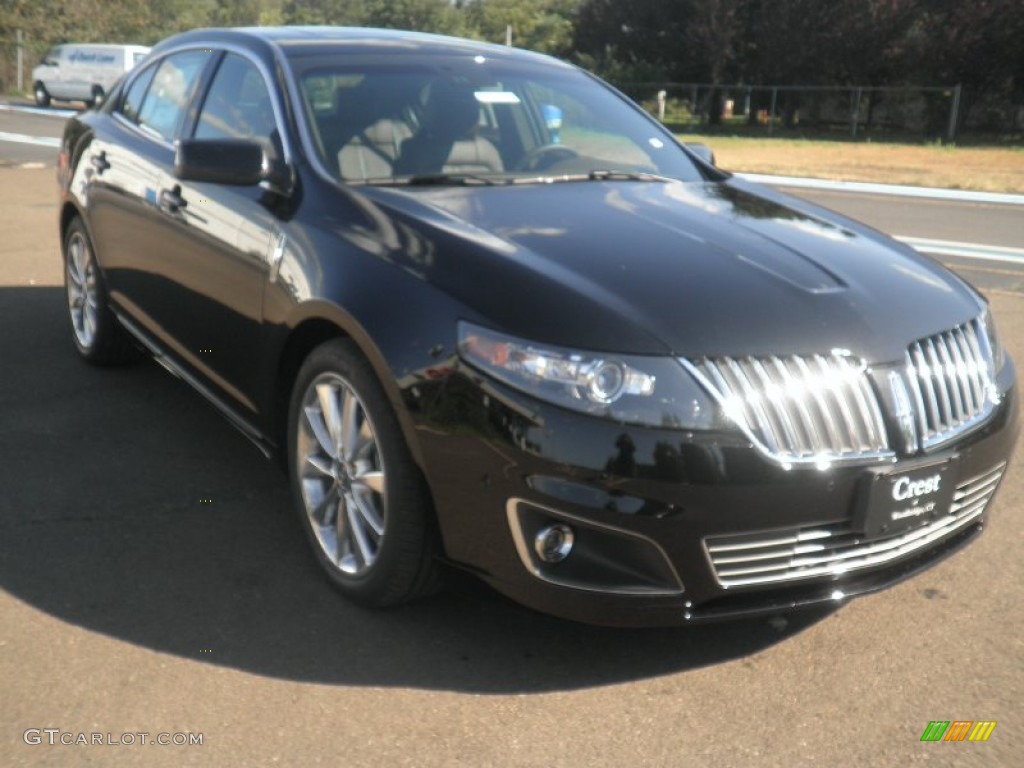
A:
[58,26,1017,626]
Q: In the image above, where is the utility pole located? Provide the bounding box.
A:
[16,30,24,93]
[946,84,962,143]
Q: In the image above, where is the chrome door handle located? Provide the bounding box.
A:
[90,151,110,174]
[159,185,187,214]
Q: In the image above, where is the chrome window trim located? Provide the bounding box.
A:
[111,40,296,165]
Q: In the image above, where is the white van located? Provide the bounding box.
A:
[32,44,151,108]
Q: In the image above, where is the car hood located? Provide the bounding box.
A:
[357,179,981,362]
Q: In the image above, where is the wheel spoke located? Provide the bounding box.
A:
[351,486,385,537]
[341,388,360,461]
[303,453,333,478]
[309,484,339,527]
[303,405,335,458]
[354,469,384,495]
[354,418,375,460]
[346,497,375,566]
[67,258,83,289]
[316,382,343,457]
[84,269,97,296]
[333,494,349,564]
[68,240,84,283]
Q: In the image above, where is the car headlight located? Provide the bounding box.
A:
[980,307,1006,374]
[458,322,724,429]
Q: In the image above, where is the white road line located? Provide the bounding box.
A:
[737,172,1024,206]
[896,236,1024,265]
[0,103,77,118]
[0,131,61,148]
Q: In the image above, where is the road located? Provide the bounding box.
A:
[1,112,1022,767]
[2,98,1021,286]
[0,102,70,166]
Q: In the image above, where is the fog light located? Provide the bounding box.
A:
[534,524,574,563]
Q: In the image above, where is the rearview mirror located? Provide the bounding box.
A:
[174,139,269,186]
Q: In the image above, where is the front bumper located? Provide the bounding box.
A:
[409,360,1017,627]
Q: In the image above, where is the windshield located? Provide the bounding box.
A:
[286,51,704,185]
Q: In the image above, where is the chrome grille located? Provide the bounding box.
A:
[906,319,997,449]
[684,353,892,466]
[704,463,1005,588]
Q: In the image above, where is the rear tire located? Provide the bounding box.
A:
[33,82,50,107]
[63,217,139,365]
[287,339,441,607]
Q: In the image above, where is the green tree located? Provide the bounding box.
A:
[280,0,367,25]
[360,0,465,35]
[462,0,578,55]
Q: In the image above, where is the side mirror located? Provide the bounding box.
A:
[174,138,292,191]
[685,142,716,167]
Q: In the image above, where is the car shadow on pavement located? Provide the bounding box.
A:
[0,287,837,694]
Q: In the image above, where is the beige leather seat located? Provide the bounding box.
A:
[393,82,503,176]
[338,118,413,180]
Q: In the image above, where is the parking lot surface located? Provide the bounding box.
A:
[1,166,1021,767]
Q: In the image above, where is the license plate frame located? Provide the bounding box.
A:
[854,456,958,541]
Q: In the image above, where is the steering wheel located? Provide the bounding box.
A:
[517,144,579,172]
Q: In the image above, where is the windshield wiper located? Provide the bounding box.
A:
[586,169,675,182]
[364,173,508,187]
[509,170,676,186]
[357,170,674,187]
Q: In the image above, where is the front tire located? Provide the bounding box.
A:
[34,82,50,107]
[288,339,440,607]
[63,217,137,365]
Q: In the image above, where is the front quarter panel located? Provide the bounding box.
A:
[258,174,479,463]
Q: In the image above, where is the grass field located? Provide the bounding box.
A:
[680,134,1024,194]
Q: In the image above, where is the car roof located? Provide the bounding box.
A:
[150,26,572,69]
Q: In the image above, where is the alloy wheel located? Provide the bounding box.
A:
[66,230,99,350]
[296,372,387,576]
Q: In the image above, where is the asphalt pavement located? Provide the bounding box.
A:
[0,102,69,166]
[1,122,1022,766]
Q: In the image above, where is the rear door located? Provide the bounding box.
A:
[84,49,215,351]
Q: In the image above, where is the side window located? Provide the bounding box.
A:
[134,51,209,142]
[194,53,279,155]
[121,64,157,124]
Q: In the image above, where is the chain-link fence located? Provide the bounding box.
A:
[622,82,1024,142]
[4,33,1022,140]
